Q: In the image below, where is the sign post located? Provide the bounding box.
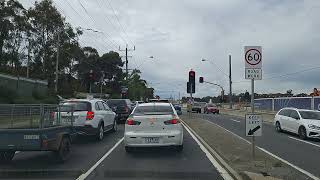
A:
[244,46,262,160]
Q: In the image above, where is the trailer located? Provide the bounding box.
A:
[0,104,77,162]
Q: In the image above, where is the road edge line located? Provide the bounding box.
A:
[181,119,240,180]
[76,137,124,180]
[204,119,320,180]
[288,136,320,148]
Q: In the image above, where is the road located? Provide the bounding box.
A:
[0,124,223,180]
[195,113,320,178]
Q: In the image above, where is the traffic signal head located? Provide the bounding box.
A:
[199,77,204,83]
[189,70,195,83]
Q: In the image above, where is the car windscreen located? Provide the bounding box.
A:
[107,100,126,107]
[59,101,91,112]
[299,111,320,120]
[133,105,174,115]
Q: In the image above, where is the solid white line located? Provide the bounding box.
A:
[182,123,234,180]
[258,147,320,180]
[230,119,240,123]
[204,119,320,180]
[76,137,124,180]
[288,136,320,148]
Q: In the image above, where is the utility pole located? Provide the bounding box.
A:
[229,55,232,109]
[119,44,135,81]
[55,33,60,93]
[27,37,31,78]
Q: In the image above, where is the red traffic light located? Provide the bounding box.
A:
[189,71,195,77]
[199,77,204,83]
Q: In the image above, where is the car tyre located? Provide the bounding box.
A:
[176,145,183,152]
[55,137,71,162]
[275,121,282,132]
[0,151,15,162]
[298,126,307,140]
[125,146,133,153]
[97,124,104,141]
[111,120,117,132]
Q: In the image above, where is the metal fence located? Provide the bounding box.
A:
[0,104,74,129]
[254,97,320,112]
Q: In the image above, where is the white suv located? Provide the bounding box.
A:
[274,108,320,139]
[57,99,117,140]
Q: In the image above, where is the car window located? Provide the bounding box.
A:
[107,100,126,107]
[299,111,320,120]
[98,102,106,110]
[289,110,300,119]
[60,101,91,112]
[278,109,291,117]
[103,102,111,111]
[133,105,174,115]
[95,102,101,111]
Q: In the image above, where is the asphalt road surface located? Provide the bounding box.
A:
[0,124,223,180]
[195,113,320,179]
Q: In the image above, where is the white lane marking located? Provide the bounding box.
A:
[182,123,234,180]
[258,147,320,180]
[230,119,240,123]
[76,137,124,180]
[204,119,320,180]
[288,136,320,149]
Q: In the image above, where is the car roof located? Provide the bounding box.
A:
[138,102,171,107]
[64,99,103,103]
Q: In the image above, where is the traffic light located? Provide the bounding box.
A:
[199,77,204,83]
[189,70,195,84]
[89,70,94,82]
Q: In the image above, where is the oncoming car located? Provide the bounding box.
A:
[274,108,320,139]
[124,102,183,152]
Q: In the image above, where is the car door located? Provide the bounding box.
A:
[278,109,290,131]
[288,110,301,134]
[103,102,115,128]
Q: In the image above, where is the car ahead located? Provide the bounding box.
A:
[106,99,133,123]
[173,104,182,115]
[204,103,219,114]
[148,99,170,103]
[274,108,320,139]
[57,99,117,141]
[124,102,183,152]
[191,102,202,113]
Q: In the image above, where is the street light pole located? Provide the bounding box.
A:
[229,55,232,109]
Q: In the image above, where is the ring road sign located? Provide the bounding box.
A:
[245,46,262,69]
[245,114,262,136]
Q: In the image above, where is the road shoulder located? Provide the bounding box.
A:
[181,114,312,180]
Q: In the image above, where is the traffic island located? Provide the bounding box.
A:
[180,114,312,180]
[220,108,276,124]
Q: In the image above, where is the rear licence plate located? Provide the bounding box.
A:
[145,137,159,143]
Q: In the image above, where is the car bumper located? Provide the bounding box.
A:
[124,131,183,147]
[307,129,320,138]
[75,125,99,136]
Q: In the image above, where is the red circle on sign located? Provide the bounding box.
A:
[245,49,262,66]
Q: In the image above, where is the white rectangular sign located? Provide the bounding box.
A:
[244,46,262,69]
[245,68,262,80]
[245,114,262,136]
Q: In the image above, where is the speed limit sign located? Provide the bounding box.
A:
[245,46,262,68]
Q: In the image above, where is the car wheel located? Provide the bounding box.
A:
[0,151,15,162]
[298,126,307,140]
[97,124,104,141]
[275,121,282,132]
[112,120,117,132]
[125,146,133,153]
[176,145,183,152]
[55,137,71,162]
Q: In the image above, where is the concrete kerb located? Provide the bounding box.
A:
[181,119,242,180]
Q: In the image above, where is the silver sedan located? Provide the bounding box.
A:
[124,102,183,152]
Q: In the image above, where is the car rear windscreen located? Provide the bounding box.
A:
[134,105,174,115]
[299,111,320,120]
[107,100,126,107]
[60,101,91,112]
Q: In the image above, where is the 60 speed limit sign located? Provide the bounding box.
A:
[245,46,262,68]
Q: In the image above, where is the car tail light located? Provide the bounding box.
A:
[127,119,140,125]
[164,119,180,125]
[86,111,94,120]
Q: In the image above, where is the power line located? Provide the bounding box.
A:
[105,0,134,46]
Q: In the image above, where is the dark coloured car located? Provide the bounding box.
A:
[173,104,182,115]
[106,99,133,122]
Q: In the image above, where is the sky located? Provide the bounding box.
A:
[19,0,320,99]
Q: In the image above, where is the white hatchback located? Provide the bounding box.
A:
[274,108,320,139]
[124,102,183,152]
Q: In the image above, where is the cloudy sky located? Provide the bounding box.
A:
[20,0,320,99]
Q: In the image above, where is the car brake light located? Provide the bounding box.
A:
[127,119,140,125]
[86,111,94,120]
[164,119,180,125]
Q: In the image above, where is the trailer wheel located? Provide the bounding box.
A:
[0,151,15,162]
[55,137,71,162]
